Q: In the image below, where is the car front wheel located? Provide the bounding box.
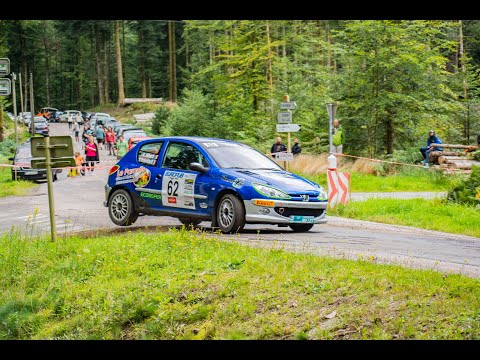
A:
[216,194,245,234]
[108,189,138,226]
[288,223,314,232]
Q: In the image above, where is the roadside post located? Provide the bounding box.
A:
[12,73,18,180]
[0,59,16,179]
[277,94,299,171]
[31,136,75,241]
[326,102,350,207]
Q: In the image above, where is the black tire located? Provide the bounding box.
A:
[178,218,202,228]
[288,223,314,232]
[52,172,58,182]
[216,194,245,234]
[108,189,139,226]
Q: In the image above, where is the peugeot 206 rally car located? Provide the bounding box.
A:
[104,137,328,233]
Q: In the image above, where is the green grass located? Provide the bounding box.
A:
[0,159,36,198]
[329,198,480,238]
[0,228,479,339]
[300,170,455,192]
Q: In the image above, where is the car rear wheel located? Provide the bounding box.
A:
[108,189,138,226]
[288,224,314,232]
[216,194,245,234]
[178,218,202,228]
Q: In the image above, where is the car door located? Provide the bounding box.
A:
[159,141,211,216]
[131,141,165,210]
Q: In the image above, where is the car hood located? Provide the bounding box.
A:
[221,169,321,194]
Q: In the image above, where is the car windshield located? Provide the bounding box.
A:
[201,141,282,170]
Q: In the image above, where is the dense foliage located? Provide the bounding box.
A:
[1,20,480,156]
[447,165,480,206]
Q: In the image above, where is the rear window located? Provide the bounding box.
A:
[137,142,163,167]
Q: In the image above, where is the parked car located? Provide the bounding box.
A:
[104,136,328,233]
[116,126,144,138]
[9,141,61,182]
[39,107,59,121]
[30,116,49,135]
[81,111,93,122]
[54,111,64,122]
[127,136,151,151]
[113,124,134,136]
[122,129,148,145]
[20,112,32,126]
[59,110,82,123]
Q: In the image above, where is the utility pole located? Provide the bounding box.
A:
[19,72,24,128]
[12,73,18,180]
[30,72,34,136]
[12,73,18,145]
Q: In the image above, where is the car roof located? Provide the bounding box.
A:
[136,136,245,147]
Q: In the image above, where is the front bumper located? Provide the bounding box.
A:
[103,184,112,207]
[244,198,328,224]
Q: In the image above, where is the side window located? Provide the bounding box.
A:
[162,142,208,170]
[137,142,163,167]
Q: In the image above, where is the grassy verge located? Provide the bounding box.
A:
[328,198,480,238]
[0,166,36,198]
[1,228,479,340]
[300,170,454,192]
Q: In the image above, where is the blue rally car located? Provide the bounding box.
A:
[104,136,328,233]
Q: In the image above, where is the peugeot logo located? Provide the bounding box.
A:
[300,194,309,201]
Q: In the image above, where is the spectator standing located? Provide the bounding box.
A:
[85,136,99,176]
[73,120,80,143]
[270,136,287,158]
[292,137,302,156]
[105,126,116,156]
[116,135,128,160]
[420,129,443,168]
[332,119,344,154]
[67,113,73,130]
[95,125,106,150]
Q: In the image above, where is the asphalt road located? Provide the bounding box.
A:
[1,123,479,278]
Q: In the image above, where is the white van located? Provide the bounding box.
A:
[59,110,82,123]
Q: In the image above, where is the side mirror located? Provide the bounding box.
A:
[189,162,209,173]
[8,157,14,161]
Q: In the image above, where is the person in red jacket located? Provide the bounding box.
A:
[105,126,116,156]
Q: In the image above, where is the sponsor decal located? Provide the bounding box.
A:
[133,167,151,188]
[115,166,149,185]
[232,178,245,189]
[221,174,233,183]
[109,164,120,176]
[203,142,219,147]
[140,192,161,200]
[199,202,208,209]
[253,199,275,207]
[162,170,197,210]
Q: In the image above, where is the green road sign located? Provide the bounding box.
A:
[31,157,76,169]
[0,78,11,96]
[31,136,74,158]
[0,58,10,76]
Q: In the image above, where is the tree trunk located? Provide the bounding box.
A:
[282,25,287,86]
[122,20,127,96]
[459,20,469,141]
[103,27,109,104]
[43,29,51,107]
[19,72,25,128]
[23,61,28,114]
[266,20,273,95]
[451,160,480,169]
[168,20,177,102]
[148,76,152,98]
[115,20,125,106]
[438,156,471,164]
[326,20,331,68]
[386,113,394,155]
[94,24,104,105]
[0,104,4,142]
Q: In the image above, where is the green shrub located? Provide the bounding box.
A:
[0,138,16,158]
[151,106,171,135]
[447,165,480,206]
[474,151,480,162]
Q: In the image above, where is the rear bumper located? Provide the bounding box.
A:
[12,169,47,181]
[103,184,112,207]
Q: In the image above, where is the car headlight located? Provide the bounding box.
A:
[317,187,328,200]
[252,183,291,199]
